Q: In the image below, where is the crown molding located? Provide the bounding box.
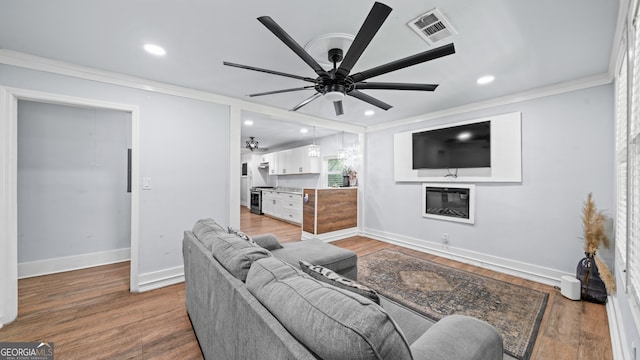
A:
[367,72,613,133]
[0,49,612,135]
[0,49,365,134]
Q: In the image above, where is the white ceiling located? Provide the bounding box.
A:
[0,0,620,148]
[241,110,341,151]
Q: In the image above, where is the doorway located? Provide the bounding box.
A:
[0,87,140,325]
[17,100,132,277]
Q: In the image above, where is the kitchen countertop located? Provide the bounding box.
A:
[261,187,303,195]
[261,187,357,194]
[319,187,357,190]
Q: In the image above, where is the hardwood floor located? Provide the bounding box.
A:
[0,208,612,360]
[0,263,202,359]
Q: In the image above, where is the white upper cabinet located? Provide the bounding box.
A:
[274,145,320,175]
[261,152,277,175]
[275,149,292,175]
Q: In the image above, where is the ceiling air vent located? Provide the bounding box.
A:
[408,8,457,45]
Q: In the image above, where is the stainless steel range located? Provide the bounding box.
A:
[250,186,274,215]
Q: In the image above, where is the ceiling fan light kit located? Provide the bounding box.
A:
[224,1,456,116]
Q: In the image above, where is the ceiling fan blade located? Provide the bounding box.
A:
[258,16,329,78]
[335,2,392,79]
[333,101,344,116]
[249,86,315,97]
[350,43,455,83]
[356,82,438,91]
[348,89,392,110]
[223,61,316,82]
[291,93,322,111]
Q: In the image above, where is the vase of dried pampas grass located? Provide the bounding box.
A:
[576,193,616,304]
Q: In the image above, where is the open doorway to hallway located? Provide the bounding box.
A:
[17,100,131,281]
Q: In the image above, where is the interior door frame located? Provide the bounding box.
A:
[0,86,140,324]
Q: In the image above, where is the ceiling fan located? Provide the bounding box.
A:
[224,2,455,116]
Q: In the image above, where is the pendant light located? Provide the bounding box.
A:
[308,126,320,157]
[338,131,347,160]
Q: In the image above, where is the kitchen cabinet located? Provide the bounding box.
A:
[261,190,278,217]
[278,192,302,223]
[274,145,320,175]
[261,153,277,175]
[275,149,293,175]
[261,190,302,224]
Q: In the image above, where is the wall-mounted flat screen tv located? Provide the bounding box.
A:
[412,121,491,169]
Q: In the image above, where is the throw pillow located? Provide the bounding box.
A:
[299,260,380,305]
[246,257,412,360]
[250,233,284,251]
[228,226,256,245]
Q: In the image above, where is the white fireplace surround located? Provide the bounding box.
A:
[422,183,476,224]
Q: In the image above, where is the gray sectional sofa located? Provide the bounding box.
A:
[182,218,503,360]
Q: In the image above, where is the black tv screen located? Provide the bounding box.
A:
[412,121,491,169]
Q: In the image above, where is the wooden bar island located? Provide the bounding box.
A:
[302,187,357,238]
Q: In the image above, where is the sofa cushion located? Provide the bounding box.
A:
[246,257,413,360]
[211,233,271,281]
[271,239,357,278]
[299,260,380,305]
[410,315,503,360]
[228,226,257,245]
[193,218,228,251]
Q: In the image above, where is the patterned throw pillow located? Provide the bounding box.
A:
[228,226,256,245]
[299,260,380,305]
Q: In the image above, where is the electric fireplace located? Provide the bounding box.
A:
[422,183,475,224]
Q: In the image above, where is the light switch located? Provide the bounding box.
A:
[142,178,151,190]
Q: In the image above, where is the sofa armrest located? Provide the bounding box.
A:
[410,315,503,360]
[252,234,284,251]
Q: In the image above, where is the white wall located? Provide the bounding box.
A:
[1,64,231,278]
[17,101,131,263]
[365,84,614,280]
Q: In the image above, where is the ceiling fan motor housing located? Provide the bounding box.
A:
[328,48,344,64]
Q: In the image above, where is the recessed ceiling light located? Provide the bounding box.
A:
[144,44,166,56]
[300,128,309,133]
[244,120,254,126]
[477,75,495,85]
[364,109,375,116]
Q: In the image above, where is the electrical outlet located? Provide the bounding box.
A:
[442,233,449,244]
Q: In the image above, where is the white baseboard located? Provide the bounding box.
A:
[302,228,359,243]
[137,265,184,292]
[18,248,130,279]
[363,228,570,287]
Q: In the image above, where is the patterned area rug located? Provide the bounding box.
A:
[358,249,548,360]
